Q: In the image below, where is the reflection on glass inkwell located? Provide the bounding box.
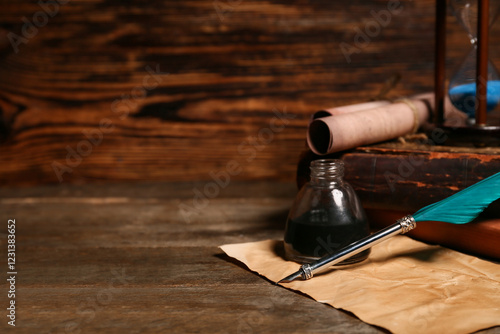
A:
[283,159,370,264]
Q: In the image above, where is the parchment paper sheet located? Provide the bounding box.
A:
[220,236,500,334]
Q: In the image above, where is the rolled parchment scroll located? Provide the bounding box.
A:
[310,100,391,122]
[307,93,466,155]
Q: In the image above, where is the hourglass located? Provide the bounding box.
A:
[448,0,500,120]
[434,0,500,145]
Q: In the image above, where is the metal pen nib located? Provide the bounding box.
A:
[278,271,302,284]
[278,215,416,283]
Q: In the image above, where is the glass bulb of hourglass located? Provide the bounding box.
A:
[448,0,500,118]
[449,50,500,117]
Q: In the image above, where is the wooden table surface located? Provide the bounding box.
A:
[1,181,499,334]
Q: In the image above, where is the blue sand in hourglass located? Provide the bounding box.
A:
[448,80,500,117]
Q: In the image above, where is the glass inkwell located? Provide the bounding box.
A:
[283,159,370,264]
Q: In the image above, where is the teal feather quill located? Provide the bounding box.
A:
[278,171,500,283]
[413,171,500,224]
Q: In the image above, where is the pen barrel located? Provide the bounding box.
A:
[302,215,416,279]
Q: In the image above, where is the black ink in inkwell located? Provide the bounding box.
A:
[284,159,370,264]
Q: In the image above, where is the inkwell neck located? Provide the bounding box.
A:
[310,159,344,186]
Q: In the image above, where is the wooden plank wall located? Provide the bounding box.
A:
[1,0,498,186]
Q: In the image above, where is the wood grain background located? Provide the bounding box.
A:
[1,0,499,186]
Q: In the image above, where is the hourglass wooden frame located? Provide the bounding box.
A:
[434,0,499,137]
